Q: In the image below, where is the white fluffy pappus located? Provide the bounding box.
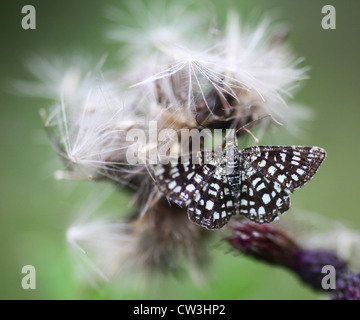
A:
[114,7,310,135]
[67,217,135,283]
[105,0,228,117]
[220,12,309,125]
[105,1,211,72]
[14,54,107,101]
[19,55,149,182]
[17,55,192,194]
[66,191,210,286]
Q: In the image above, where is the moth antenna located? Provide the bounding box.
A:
[235,115,271,135]
[236,115,272,142]
[223,115,270,147]
[241,128,259,144]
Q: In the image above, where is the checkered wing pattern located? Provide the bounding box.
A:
[154,151,217,207]
[154,144,326,230]
[154,151,235,230]
[187,173,234,229]
[238,146,326,223]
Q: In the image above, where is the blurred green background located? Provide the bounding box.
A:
[0,0,359,300]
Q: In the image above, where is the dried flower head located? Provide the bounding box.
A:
[128,16,306,135]
[67,191,209,284]
[333,272,360,300]
[226,219,360,298]
[226,219,299,266]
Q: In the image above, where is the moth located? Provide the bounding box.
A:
[154,141,326,230]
